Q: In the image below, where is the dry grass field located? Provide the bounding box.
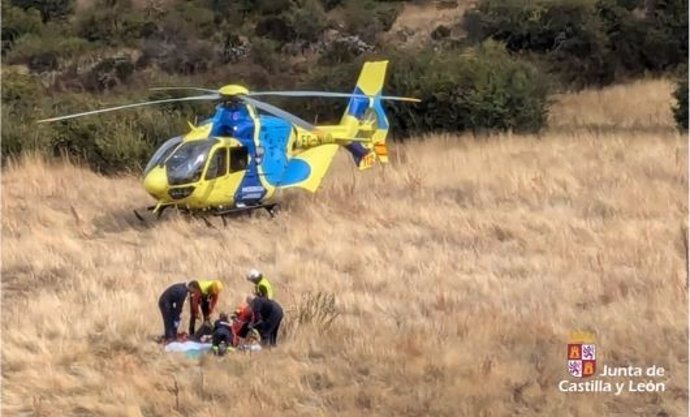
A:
[2,79,688,416]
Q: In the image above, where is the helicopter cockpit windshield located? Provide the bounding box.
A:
[144,136,183,175]
[166,139,216,185]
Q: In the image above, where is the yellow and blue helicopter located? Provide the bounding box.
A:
[38,60,419,219]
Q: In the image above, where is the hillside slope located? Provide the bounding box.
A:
[2,80,688,416]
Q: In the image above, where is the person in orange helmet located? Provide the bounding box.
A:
[188,279,224,335]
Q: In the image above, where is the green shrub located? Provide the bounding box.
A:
[393,41,549,135]
[641,0,688,72]
[0,89,206,173]
[342,0,402,42]
[10,0,74,23]
[318,38,364,65]
[253,0,327,44]
[255,0,292,15]
[1,73,53,160]
[298,41,550,136]
[285,0,327,42]
[463,0,615,88]
[156,39,216,75]
[5,32,91,66]
[2,1,43,56]
[1,107,55,159]
[254,15,295,42]
[76,0,151,46]
[2,71,44,109]
[594,0,687,77]
[319,0,344,11]
[464,0,688,88]
[251,37,281,72]
[84,55,136,92]
[209,0,253,24]
[170,0,216,39]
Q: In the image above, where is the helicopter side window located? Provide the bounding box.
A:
[205,148,228,180]
[230,147,248,173]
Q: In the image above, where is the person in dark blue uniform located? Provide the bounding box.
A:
[211,312,234,356]
[247,295,284,347]
[158,281,201,343]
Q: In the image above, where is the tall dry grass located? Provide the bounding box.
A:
[1,79,688,416]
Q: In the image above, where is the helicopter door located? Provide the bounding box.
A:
[196,146,245,207]
[233,146,266,205]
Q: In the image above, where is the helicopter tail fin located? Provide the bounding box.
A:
[340,60,391,171]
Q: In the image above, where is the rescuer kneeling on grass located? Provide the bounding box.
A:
[247,295,284,347]
[211,312,233,356]
[189,279,224,336]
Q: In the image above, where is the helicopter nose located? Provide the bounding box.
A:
[143,168,167,198]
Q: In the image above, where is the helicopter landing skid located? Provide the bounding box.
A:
[212,203,279,218]
[132,205,170,223]
[132,203,278,227]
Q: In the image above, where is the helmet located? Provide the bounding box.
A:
[212,280,224,293]
[246,268,262,281]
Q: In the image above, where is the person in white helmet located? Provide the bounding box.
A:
[246,268,274,300]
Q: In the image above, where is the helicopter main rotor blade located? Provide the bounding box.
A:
[36,94,222,123]
[247,91,421,103]
[150,87,219,94]
[239,96,316,132]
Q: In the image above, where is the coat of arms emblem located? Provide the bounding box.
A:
[567,330,596,378]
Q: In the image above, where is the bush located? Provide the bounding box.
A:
[647,0,688,70]
[255,15,295,42]
[285,0,327,43]
[2,1,43,56]
[396,41,550,135]
[251,37,281,72]
[2,71,44,111]
[342,0,402,43]
[298,41,550,136]
[463,0,688,88]
[673,72,688,131]
[10,0,74,23]
[320,0,344,11]
[84,55,135,92]
[317,35,374,66]
[5,32,91,68]
[76,0,152,46]
[0,85,212,172]
[253,0,327,44]
[464,0,615,88]
[149,38,216,75]
[1,72,52,160]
